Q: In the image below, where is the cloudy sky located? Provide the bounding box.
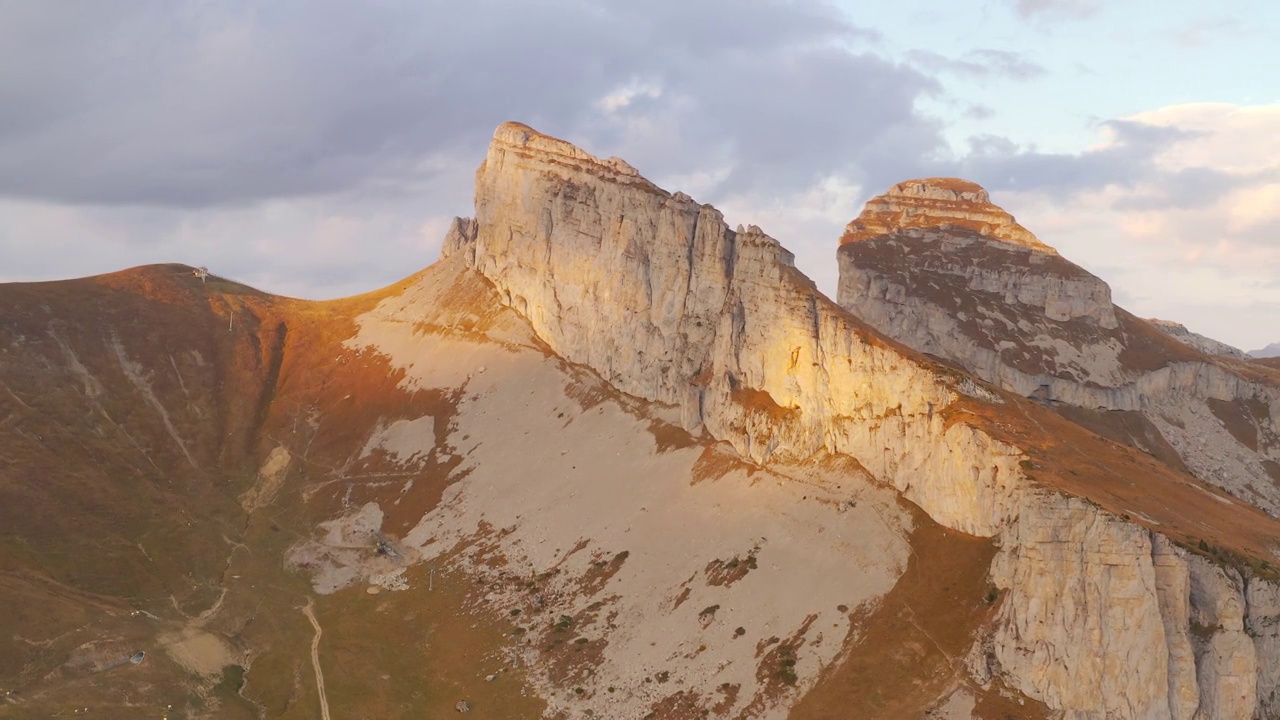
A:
[1,1,1276,351]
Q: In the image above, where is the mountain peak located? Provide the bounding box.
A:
[841,177,1053,252]
[1251,342,1280,359]
[490,121,650,182]
[886,177,990,203]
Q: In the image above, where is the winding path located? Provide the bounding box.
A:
[301,599,331,720]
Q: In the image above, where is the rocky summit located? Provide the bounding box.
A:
[840,177,1052,251]
[4,123,1280,720]
[838,180,1280,519]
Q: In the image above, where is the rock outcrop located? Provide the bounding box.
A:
[454,122,1027,536]
[443,125,1280,718]
[979,492,1280,720]
[836,179,1280,516]
[841,177,1052,251]
[1149,319,1246,360]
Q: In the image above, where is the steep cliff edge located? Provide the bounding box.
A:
[1149,319,1247,360]
[836,180,1280,517]
[445,124,1280,718]
[462,122,1025,536]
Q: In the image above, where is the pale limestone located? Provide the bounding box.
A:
[836,198,1280,518]
[330,256,916,719]
[447,123,1280,719]
[987,495,1279,720]
[459,122,1025,537]
[1149,319,1247,360]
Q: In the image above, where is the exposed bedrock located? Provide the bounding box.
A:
[836,186,1280,517]
[444,124,1280,718]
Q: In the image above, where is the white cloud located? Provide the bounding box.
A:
[596,81,664,113]
[995,103,1280,349]
[1128,104,1280,174]
[1225,183,1280,233]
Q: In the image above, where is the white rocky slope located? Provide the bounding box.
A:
[1149,319,1247,360]
[287,256,917,719]
[835,182,1280,517]
[429,123,1280,718]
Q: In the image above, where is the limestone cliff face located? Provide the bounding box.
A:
[978,493,1280,720]
[836,181,1280,516]
[447,124,1280,718]
[458,122,1025,536]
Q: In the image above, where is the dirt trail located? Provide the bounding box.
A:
[301,598,331,720]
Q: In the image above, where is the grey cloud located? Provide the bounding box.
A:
[966,104,996,120]
[958,119,1279,234]
[956,119,1205,193]
[0,0,895,209]
[968,49,1047,80]
[648,47,944,196]
[1110,167,1256,212]
[1009,0,1099,20]
[0,0,944,299]
[907,49,1046,81]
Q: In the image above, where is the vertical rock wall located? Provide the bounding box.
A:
[449,123,1280,718]
[980,494,1278,719]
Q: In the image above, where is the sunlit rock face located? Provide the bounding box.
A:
[837,179,1280,517]
[980,493,1280,720]
[841,177,1052,251]
[451,122,1030,538]
[435,123,1280,719]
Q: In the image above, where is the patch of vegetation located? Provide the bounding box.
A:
[776,652,799,686]
[215,664,247,694]
[1177,537,1280,582]
[705,547,760,587]
[1190,621,1222,641]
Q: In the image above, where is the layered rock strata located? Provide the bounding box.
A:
[841,177,1052,251]
[836,181,1280,515]
[444,124,1280,718]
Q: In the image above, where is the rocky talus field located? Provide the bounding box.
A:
[3,123,1280,719]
